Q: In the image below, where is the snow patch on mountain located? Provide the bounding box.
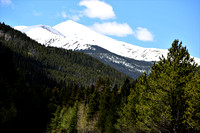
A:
[14,26,27,31]
[53,20,168,62]
[14,20,200,64]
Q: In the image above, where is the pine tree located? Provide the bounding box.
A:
[150,40,197,132]
[116,73,149,132]
[97,86,111,132]
[87,88,99,120]
[183,68,200,131]
[117,40,199,132]
[119,78,131,105]
[49,102,78,133]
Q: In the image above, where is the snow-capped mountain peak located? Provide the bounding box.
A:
[14,26,28,31]
[14,20,200,64]
[53,20,168,62]
[14,24,65,45]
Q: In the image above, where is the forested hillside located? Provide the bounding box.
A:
[0,22,129,132]
[0,22,128,85]
[0,22,199,133]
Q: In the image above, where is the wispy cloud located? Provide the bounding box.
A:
[0,0,12,5]
[61,11,67,19]
[69,15,81,21]
[90,22,133,37]
[134,27,154,42]
[79,0,115,20]
[58,11,82,21]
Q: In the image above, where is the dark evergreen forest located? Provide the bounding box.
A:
[0,22,199,133]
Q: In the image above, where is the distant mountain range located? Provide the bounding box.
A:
[14,20,200,78]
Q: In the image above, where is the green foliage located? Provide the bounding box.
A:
[119,78,132,105]
[77,103,88,132]
[1,23,200,133]
[116,73,149,132]
[49,102,78,133]
[0,22,129,132]
[148,40,198,132]
[183,69,200,130]
[97,86,111,132]
[0,43,51,132]
[117,40,200,132]
[87,88,100,120]
[0,22,128,86]
[96,79,124,133]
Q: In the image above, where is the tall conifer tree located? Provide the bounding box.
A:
[118,40,199,132]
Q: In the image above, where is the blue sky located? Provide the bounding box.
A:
[0,0,200,58]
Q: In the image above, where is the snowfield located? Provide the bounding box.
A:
[14,20,200,64]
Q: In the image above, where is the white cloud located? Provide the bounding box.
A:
[61,11,67,19]
[90,22,133,37]
[90,22,154,41]
[59,11,81,21]
[67,14,82,21]
[0,0,12,5]
[134,27,154,42]
[79,0,115,20]
[70,15,81,21]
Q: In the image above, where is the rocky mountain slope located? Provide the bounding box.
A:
[14,20,200,78]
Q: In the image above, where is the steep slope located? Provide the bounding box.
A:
[0,22,129,132]
[13,22,156,79]
[78,45,153,79]
[14,20,200,76]
[53,20,168,62]
[14,25,65,46]
[14,20,169,62]
[1,22,129,86]
[14,20,200,64]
